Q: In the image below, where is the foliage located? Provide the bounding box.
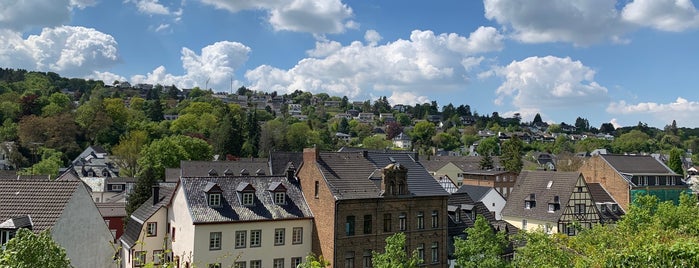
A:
[411,121,436,148]
[112,130,149,177]
[479,154,494,170]
[363,135,391,149]
[297,253,330,268]
[476,136,500,156]
[668,148,684,175]
[500,136,523,173]
[372,232,422,268]
[432,132,461,152]
[0,228,71,268]
[454,215,508,268]
[17,147,63,177]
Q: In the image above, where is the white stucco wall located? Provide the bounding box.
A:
[123,207,170,268]
[170,186,196,265]
[480,190,506,220]
[52,184,116,268]
[503,215,558,234]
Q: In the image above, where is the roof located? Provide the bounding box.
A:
[316,151,448,200]
[269,152,303,176]
[121,186,174,248]
[0,180,81,232]
[457,185,494,202]
[0,171,51,181]
[586,183,616,204]
[586,183,625,222]
[180,176,312,224]
[96,202,127,218]
[420,156,502,173]
[601,154,676,174]
[179,160,269,177]
[501,171,581,222]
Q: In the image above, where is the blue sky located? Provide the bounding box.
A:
[2,0,699,129]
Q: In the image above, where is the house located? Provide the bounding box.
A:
[501,171,601,236]
[97,202,128,242]
[121,185,174,268]
[421,156,501,186]
[356,112,375,123]
[65,146,126,203]
[169,173,313,268]
[435,175,458,194]
[336,132,351,143]
[586,183,625,224]
[0,141,16,170]
[177,159,270,178]
[0,181,115,268]
[579,154,689,212]
[298,148,450,267]
[392,132,411,149]
[456,185,506,220]
[460,169,518,199]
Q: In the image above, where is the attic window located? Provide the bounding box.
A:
[208,169,218,176]
[237,182,256,206]
[208,193,221,207]
[268,182,287,205]
[240,169,249,176]
[546,181,553,189]
[256,169,265,175]
[204,182,223,207]
[525,193,536,209]
[223,169,234,176]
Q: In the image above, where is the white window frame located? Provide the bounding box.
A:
[250,230,261,247]
[292,227,303,244]
[209,232,222,250]
[242,192,254,206]
[274,228,285,246]
[274,192,286,204]
[235,230,246,248]
[208,193,221,207]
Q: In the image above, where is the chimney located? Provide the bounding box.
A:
[152,184,160,206]
[287,163,296,181]
[303,148,319,163]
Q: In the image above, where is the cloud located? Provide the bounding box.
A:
[0,0,71,31]
[364,30,382,46]
[606,97,699,125]
[388,91,430,106]
[87,71,127,84]
[131,41,251,90]
[245,28,503,104]
[490,56,609,110]
[198,0,355,34]
[621,0,699,31]
[131,0,171,15]
[0,26,119,77]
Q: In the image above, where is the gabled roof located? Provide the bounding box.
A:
[180,176,312,224]
[121,186,174,248]
[457,185,495,202]
[96,202,127,218]
[501,171,581,223]
[269,152,303,176]
[420,156,502,173]
[179,160,269,177]
[0,180,81,233]
[586,183,616,204]
[601,154,676,174]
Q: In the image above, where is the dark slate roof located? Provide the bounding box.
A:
[269,152,303,176]
[0,215,33,229]
[121,186,174,248]
[501,171,581,222]
[421,156,503,173]
[586,183,625,222]
[366,151,449,197]
[96,202,127,218]
[457,185,493,202]
[0,180,80,233]
[0,171,52,181]
[460,169,511,176]
[180,160,270,177]
[180,176,312,224]
[601,154,675,174]
[586,183,616,204]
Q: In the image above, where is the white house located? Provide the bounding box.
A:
[456,185,506,220]
[393,132,412,149]
[121,185,174,268]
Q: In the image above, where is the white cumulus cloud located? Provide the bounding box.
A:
[131,41,251,90]
[621,0,699,31]
[606,97,699,125]
[0,26,119,77]
[245,28,503,104]
[198,0,355,34]
[490,56,609,110]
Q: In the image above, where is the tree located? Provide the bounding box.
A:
[476,136,499,156]
[411,121,436,148]
[18,147,62,177]
[372,233,422,268]
[500,136,523,173]
[0,228,71,268]
[112,130,149,177]
[338,117,350,134]
[363,135,391,149]
[479,153,494,170]
[432,132,461,152]
[599,122,615,134]
[385,121,403,140]
[668,148,684,175]
[454,215,508,268]
[297,253,330,268]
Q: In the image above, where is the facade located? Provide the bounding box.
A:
[392,132,411,149]
[97,202,128,242]
[298,148,450,267]
[456,185,506,220]
[460,169,518,199]
[121,186,174,268]
[501,171,601,236]
[64,146,135,203]
[579,154,689,212]
[0,181,115,268]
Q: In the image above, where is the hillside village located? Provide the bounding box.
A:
[1,69,699,267]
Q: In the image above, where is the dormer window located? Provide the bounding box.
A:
[548,196,560,212]
[268,182,287,205]
[208,193,221,207]
[223,169,234,176]
[274,192,286,204]
[525,193,536,209]
[236,182,256,206]
[208,169,218,176]
[398,182,406,195]
[204,182,223,208]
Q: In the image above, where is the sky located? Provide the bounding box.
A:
[2,0,699,129]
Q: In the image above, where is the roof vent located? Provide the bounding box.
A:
[240,169,249,176]
[208,169,218,176]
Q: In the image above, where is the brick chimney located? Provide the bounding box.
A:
[303,147,319,163]
[152,184,160,206]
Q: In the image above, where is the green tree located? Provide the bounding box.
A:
[511,230,575,268]
[479,153,494,170]
[372,233,422,268]
[0,228,71,268]
[411,121,436,149]
[476,136,499,156]
[18,147,62,177]
[297,253,330,268]
[454,215,508,268]
[500,136,523,173]
[363,135,391,149]
[668,148,684,175]
[112,130,149,177]
[432,132,461,151]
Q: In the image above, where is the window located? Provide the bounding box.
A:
[153,250,164,265]
[545,223,552,234]
[208,193,221,207]
[346,216,356,236]
[242,192,254,206]
[363,215,372,234]
[567,225,576,236]
[235,231,246,248]
[274,258,284,268]
[208,264,221,268]
[274,192,286,204]
[431,242,439,263]
[363,251,372,268]
[417,212,424,229]
[250,230,261,247]
[417,243,425,262]
[209,232,221,250]
[398,182,406,195]
[171,227,176,241]
[112,184,123,191]
[274,228,285,245]
[431,211,438,228]
[522,219,527,230]
[548,204,555,213]
[399,213,406,231]
[235,261,246,268]
[147,222,157,236]
[455,209,461,222]
[345,251,355,268]
[134,251,146,267]
[669,177,676,185]
[525,201,532,209]
[292,227,303,244]
[575,204,586,215]
[250,260,262,268]
[383,213,392,232]
[577,186,583,192]
[291,257,303,268]
[314,181,319,198]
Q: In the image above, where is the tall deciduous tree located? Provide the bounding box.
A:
[501,136,524,173]
[668,148,684,175]
[0,228,71,268]
[411,121,436,148]
[372,232,422,268]
[454,215,508,268]
[112,130,149,177]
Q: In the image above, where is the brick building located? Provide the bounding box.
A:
[460,169,518,199]
[298,148,450,267]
